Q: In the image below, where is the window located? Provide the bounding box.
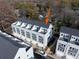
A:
[76,39,77,41]
[66,35,69,37]
[57,43,66,52]
[27,55,29,57]
[68,47,78,57]
[21,30,25,36]
[74,37,75,39]
[72,37,74,39]
[26,31,30,38]
[63,35,65,37]
[72,37,75,39]
[65,35,70,38]
[39,36,43,43]
[75,38,79,45]
[32,33,37,41]
[16,28,20,34]
[48,36,51,40]
[17,56,20,59]
[76,38,79,42]
[12,27,16,32]
[61,33,63,36]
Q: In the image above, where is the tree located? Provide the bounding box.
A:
[54,20,63,33]
[71,0,79,10]
[61,0,79,10]
[53,16,72,33]
[15,2,39,19]
[61,0,71,8]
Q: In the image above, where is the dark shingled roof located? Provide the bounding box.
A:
[60,26,79,36]
[17,17,49,28]
[0,32,30,59]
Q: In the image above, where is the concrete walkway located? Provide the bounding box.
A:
[47,54,62,59]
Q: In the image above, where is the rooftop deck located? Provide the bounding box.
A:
[13,18,48,34]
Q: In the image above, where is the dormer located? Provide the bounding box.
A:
[60,32,70,38]
[38,27,47,34]
[16,21,22,26]
[20,23,27,28]
[26,24,32,30]
[70,35,79,45]
[31,25,39,32]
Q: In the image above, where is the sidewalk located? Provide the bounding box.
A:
[47,54,62,59]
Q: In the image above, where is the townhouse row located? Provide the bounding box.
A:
[11,17,53,50]
[56,26,79,59]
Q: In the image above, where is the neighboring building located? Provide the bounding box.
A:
[11,17,53,50]
[56,26,79,59]
[0,31,34,59]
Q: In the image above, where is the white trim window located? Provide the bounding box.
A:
[75,38,79,44]
[26,31,30,38]
[39,36,43,44]
[16,28,20,34]
[32,33,37,41]
[17,56,20,59]
[57,43,66,52]
[21,30,25,36]
[68,47,78,57]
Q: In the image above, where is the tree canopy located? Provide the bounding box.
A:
[15,2,39,19]
[53,16,72,33]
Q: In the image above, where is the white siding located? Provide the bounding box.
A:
[66,43,79,59]
[56,40,68,57]
[11,21,53,49]
[14,47,34,59]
